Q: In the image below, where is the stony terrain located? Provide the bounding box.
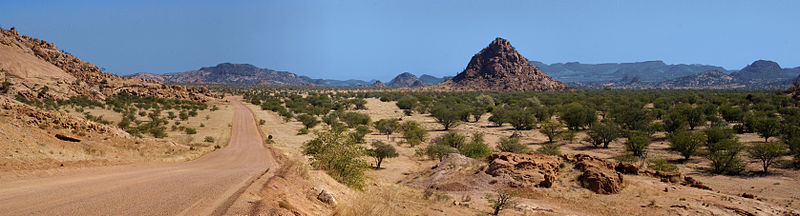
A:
[432,38,569,92]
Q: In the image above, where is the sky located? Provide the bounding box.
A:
[1,0,799,81]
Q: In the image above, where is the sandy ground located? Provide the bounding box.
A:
[0,100,277,215]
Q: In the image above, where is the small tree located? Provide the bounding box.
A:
[753,117,780,142]
[539,119,565,143]
[559,102,596,130]
[706,139,745,175]
[536,144,560,156]
[497,137,530,153]
[341,112,371,128]
[368,141,399,169]
[624,133,651,157]
[431,104,462,130]
[487,189,517,216]
[297,114,320,129]
[668,130,705,160]
[400,121,428,147]
[419,143,458,161]
[747,142,785,174]
[584,121,621,148]
[434,131,466,150]
[508,109,537,130]
[302,129,369,189]
[374,118,400,136]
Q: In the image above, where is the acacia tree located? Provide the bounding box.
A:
[753,117,781,142]
[487,189,517,216]
[539,119,566,143]
[624,133,651,157]
[668,130,705,160]
[400,121,428,147]
[747,142,785,174]
[559,102,596,130]
[374,118,400,136]
[431,104,465,130]
[584,121,621,148]
[368,141,399,169]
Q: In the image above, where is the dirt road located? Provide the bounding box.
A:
[0,101,276,215]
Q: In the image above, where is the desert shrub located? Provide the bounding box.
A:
[368,141,399,168]
[488,106,509,127]
[536,144,560,156]
[341,112,371,128]
[559,102,596,130]
[624,132,651,157]
[373,118,400,135]
[297,114,320,129]
[647,158,678,172]
[584,120,621,148]
[150,127,168,138]
[507,108,537,130]
[705,126,735,144]
[747,142,786,174]
[179,111,189,120]
[204,136,215,143]
[297,128,309,135]
[752,116,780,142]
[349,125,371,144]
[259,119,265,125]
[487,189,517,216]
[662,110,688,132]
[430,103,466,130]
[668,130,705,160]
[185,127,197,135]
[433,131,466,150]
[460,133,491,159]
[497,137,530,153]
[302,129,369,190]
[418,142,458,161]
[396,95,418,110]
[400,121,427,146]
[538,119,566,143]
[706,139,745,175]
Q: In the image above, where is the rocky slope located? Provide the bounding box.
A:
[655,70,743,89]
[131,63,312,86]
[387,72,425,87]
[432,38,568,91]
[0,27,212,101]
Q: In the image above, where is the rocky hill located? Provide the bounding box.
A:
[656,70,743,89]
[0,27,212,101]
[387,72,425,87]
[372,80,387,87]
[131,63,312,86]
[299,76,376,87]
[730,60,798,81]
[432,38,568,91]
[418,74,449,85]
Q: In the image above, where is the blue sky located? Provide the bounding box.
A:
[2,0,799,81]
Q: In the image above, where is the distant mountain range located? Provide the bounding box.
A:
[130,58,799,90]
[570,60,800,90]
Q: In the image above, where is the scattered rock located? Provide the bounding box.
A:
[684,176,712,190]
[55,134,81,142]
[485,152,561,188]
[742,193,756,199]
[317,190,337,205]
[565,154,624,194]
[615,162,639,175]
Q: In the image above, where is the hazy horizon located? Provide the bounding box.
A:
[2,0,799,81]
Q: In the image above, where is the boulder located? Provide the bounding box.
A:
[485,152,561,188]
[580,167,624,194]
[615,162,639,175]
[565,154,624,194]
[317,190,337,205]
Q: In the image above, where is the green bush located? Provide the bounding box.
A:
[536,144,560,156]
[341,112,371,128]
[460,134,491,159]
[368,141,399,168]
[624,133,651,157]
[497,137,530,154]
[668,130,705,160]
[401,121,428,146]
[185,127,197,135]
[302,129,369,190]
[747,142,786,174]
[204,136,215,143]
[374,118,399,135]
[647,158,678,172]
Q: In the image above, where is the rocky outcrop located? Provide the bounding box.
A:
[387,72,425,87]
[432,37,569,92]
[786,81,800,101]
[565,154,623,194]
[485,152,561,188]
[419,74,448,85]
[372,80,387,88]
[0,27,214,101]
